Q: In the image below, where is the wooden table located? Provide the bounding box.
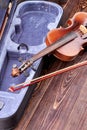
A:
[15,0,87,130]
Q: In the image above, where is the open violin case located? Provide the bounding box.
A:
[0,0,63,129]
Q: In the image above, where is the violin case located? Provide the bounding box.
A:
[0,0,63,129]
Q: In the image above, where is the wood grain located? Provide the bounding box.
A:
[15,0,87,130]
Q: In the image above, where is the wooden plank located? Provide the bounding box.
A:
[20,53,87,130]
[64,81,87,130]
[58,0,79,26]
[14,79,54,130]
[15,0,87,130]
[81,113,87,130]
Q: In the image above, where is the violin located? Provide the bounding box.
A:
[46,12,87,61]
[11,12,87,77]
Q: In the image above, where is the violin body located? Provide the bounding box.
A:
[46,12,87,61]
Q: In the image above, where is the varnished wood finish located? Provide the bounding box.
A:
[15,0,87,130]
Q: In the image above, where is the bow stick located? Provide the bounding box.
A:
[9,60,87,92]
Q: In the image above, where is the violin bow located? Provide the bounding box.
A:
[9,60,87,92]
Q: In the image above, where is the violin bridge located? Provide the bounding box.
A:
[79,25,87,34]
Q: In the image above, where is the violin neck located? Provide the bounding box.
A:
[19,31,77,73]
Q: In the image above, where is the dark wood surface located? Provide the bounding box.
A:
[15,0,87,130]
